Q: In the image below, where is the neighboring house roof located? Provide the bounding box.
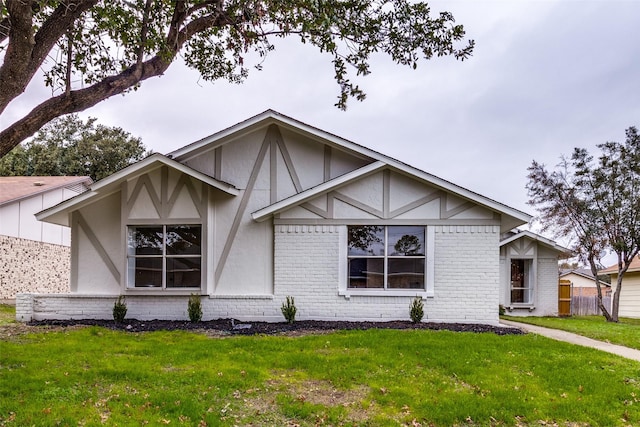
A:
[0,176,92,207]
[36,153,239,226]
[559,269,611,287]
[172,110,532,230]
[600,255,640,275]
[499,230,572,255]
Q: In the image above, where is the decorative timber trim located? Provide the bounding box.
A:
[292,186,478,222]
[214,127,271,284]
[76,212,120,283]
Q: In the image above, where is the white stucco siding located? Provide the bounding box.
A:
[279,128,326,190]
[214,189,273,295]
[337,173,384,213]
[219,131,266,189]
[329,147,371,180]
[74,193,122,294]
[182,150,216,177]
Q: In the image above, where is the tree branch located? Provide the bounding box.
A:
[137,0,154,68]
[0,0,98,115]
[0,6,235,157]
[0,1,35,114]
[0,54,166,157]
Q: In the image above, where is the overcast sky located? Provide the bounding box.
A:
[4,0,640,228]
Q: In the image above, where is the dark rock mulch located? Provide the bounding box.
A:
[28,318,525,336]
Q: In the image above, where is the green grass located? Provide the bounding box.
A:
[503,315,640,350]
[0,304,15,325]
[1,316,640,426]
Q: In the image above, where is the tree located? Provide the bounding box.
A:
[527,127,640,322]
[394,234,421,255]
[0,114,150,181]
[0,1,475,157]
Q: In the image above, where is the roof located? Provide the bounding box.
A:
[36,154,239,226]
[0,176,92,207]
[559,269,611,287]
[173,110,532,230]
[600,255,640,275]
[499,230,572,255]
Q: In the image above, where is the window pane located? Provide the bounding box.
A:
[167,225,201,255]
[166,257,201,288]
[348,226,384,256]
[388,258,425,289]
[348,258,384,288]
[388,226,424,256]
[128,226,163,256]
[129,257,163,287]
[510,259,532,303]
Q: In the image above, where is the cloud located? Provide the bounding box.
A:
[2,0,639,218]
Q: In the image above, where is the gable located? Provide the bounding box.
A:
[180,123,376,206]
[124,167,206,221]
[278,169,496,222]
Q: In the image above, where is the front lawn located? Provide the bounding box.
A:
[503,315,640,351]
[1,313,639,426]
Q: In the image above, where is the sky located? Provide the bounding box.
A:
[3,0,640,233]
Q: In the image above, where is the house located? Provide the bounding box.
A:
[559,268,611,297]
[499,230,571,316]
[0,176,92,299]
[17,110,560,324]
[600,256,640,318]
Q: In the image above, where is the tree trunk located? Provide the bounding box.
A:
[588,257,613,321]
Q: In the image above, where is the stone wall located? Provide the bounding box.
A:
[0,235,70,299]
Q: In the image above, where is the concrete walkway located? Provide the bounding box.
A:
[500,319,640,362]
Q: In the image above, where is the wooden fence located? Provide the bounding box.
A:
[571,294,612,316]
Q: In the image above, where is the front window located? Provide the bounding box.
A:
[127,225,202,289]
[348,226,425,289]
[510,259,533,304]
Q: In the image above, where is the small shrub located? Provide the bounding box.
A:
[188,294,203,323]
[113,295,127,323]
[499,304,506,316]
[409,297,424,323]
[281,296,297,324]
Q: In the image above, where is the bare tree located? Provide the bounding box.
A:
[527,127,640,321]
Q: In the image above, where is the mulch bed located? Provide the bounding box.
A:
[28,318,525,336]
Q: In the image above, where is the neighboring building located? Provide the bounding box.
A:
[600,256,640,318]
[559,268,611,297]
[19,110,550,323]
[0,176,92,299]
[499,230,571,316]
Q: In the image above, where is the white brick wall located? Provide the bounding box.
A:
[16,224,502,324]
[533,257,559,316]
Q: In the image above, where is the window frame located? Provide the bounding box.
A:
[509,257,535,306]
[126,224,203,291]
[340,225,435,298]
